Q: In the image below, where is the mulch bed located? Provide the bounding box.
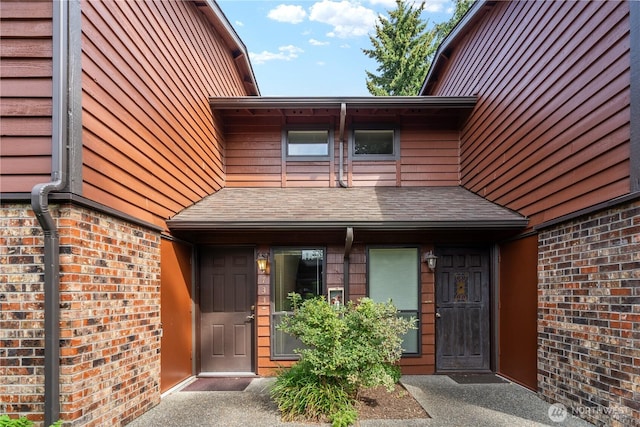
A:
[356,383,429,420]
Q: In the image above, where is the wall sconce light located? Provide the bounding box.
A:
[424,251,437,271]
[256,252,269,273]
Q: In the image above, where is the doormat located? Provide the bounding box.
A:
[181,377,253,392]
[448,374,508,384]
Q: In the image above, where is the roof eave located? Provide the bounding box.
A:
[195,1,260,96]
[167,219,528,231]
[420,0,495,95]
[209,96,477,111]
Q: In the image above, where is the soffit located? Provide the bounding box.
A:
[209,96,477,124]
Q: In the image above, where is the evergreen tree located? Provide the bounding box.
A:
[363,0,474,96]
[363,0,434,96]
[433,0,474,46]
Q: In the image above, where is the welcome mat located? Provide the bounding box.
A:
[448,374,508,384]
[181,377,253,392]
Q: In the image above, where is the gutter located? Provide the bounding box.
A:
[210,96,477,110]
[167,219,529,231]
[30,0,69,424]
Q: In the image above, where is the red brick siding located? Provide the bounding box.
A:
[0,203,161,426]
[0,204,46,423]
[538,199,640,425]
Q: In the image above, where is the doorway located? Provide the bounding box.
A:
[435,247,491,372]
[199,247,255,373]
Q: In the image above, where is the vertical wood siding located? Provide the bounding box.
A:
[0,0,53,193]
[81,0,248,227]
[428,1,631,227]
[223,116,460,188]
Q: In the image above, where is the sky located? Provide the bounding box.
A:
[217,0,456,96]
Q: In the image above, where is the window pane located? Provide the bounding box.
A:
[272,248,324,358]
[399,311,419,354]
[272,313,304,358]
[354,130,394,155]
[288,130,329,156]
[369,248,419,355]
[368,248,418,310]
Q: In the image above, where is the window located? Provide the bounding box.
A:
[352,127,399,159]
[285,129,331,159]
[368,247,420,354]
[271,248,325,359]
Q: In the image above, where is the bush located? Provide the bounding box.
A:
[271,293,416,426]
[0,416,62,427]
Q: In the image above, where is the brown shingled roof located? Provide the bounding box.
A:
[167,187,527,231]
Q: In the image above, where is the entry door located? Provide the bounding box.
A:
[435,247,490,372]
[199,248,255,373]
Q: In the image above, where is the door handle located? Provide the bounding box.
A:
[435,312,441,318]
[246,314,255,320]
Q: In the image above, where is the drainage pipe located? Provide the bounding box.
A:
[30,1,68,424]
[338,103,348,188]
[344,227,353,300]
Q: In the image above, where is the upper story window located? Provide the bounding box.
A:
[351,126,400,160]
[285,127,332,160]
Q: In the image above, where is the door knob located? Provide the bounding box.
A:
[246,314,255,320]
[435,312,441,318]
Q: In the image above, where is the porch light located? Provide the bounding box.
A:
[424,251,437,271]
[256,252,269,273]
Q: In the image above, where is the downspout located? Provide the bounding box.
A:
[344,227,353,300]
[30,0,68,424]
[338,102,348,188]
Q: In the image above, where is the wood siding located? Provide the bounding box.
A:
[0,0,53,193]
[428,1,631,227]
[80,0,249,228]
[160,238,193,393]
[498,235,538,390]
[223,116,460,188]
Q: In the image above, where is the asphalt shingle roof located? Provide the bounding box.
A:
[168,187,527,230]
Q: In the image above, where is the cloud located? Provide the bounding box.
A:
[267,4,307,24]
[234,20,244,27]
[367,0,396,7]
[309,38,330,46]
[250,45,304,64]
[369,0,449,13]
[424,0,448,13]
[309,0,378,38]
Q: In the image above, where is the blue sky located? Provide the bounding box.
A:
[217,1,456,96]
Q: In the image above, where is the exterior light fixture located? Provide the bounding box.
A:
[424,251,437,271]
[256,252,269,273]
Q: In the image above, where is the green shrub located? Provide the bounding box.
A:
[0,415,62,427]
[271,293,416,426]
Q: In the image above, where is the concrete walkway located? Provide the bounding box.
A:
[126,375,593,427]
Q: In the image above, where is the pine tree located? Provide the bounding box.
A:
[363,0,474,96]
[363,0,434,96]
[433,0,474,46]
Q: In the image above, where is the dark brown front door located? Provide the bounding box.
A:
[435,247,491,372]
[199,247,255,373]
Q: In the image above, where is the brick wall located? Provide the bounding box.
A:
[0,205,46,423]
[0,203,161,426]
[538,199,640,426]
